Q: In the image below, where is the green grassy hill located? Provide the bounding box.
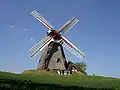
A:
[0,70,120,90]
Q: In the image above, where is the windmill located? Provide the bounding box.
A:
[29,10,85,71]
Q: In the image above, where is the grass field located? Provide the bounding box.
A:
[0,70,120,90]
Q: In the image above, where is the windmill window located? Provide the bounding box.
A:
[57,58,60,63]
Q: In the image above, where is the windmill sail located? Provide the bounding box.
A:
[30,10,53,30]
[60,36,85,59]
[58,17,79,35]
[29,36,53,57]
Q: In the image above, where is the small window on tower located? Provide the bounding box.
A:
[57,58,60,63]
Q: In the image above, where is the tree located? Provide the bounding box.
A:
[75,62,87,72]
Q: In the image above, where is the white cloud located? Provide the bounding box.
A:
[11,25,15,29]
[30,37,34,41]
[23,28,27,32]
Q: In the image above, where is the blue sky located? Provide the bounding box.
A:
[0,0,120,78]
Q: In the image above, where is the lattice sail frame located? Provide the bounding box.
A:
[60,36,85,59]
[30,10,53,30]
[29,36,53,57]
[58,17,79,35]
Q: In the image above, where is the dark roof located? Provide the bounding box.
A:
[68,62,87,75]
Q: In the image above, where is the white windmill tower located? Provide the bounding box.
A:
[29,10,85,71]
